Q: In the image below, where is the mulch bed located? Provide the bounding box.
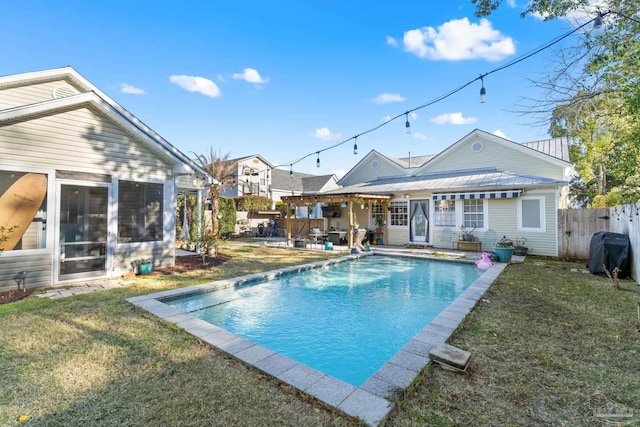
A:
[147,254,231,275]
[0,288,33,305]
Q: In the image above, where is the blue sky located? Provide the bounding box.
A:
[2,1,591,178]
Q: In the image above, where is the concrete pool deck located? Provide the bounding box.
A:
[126,252,508,426]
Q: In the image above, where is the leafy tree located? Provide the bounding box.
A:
[472,0,640,206]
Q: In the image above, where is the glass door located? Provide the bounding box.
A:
[58,184,109,281]
[410,200,429,243]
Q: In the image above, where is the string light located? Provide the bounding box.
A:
[289,164,293,177]
[353,135,358,155]
[479,76,487,103]
[261,14,596,173]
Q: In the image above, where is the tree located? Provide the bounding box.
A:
[472,0,640,206]
[192,149,237,243]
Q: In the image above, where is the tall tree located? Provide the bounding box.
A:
[192,149,236,238]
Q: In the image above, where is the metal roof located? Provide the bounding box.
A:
[321,167,566,195]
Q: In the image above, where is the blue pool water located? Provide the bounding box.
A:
[167,255,481,386]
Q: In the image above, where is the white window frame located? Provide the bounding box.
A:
[460,199,488,231]
[388,199,408,228]
[517,196,546,232]
[0,164,55,257]
[433,199,456,229]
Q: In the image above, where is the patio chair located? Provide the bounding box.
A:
[308,227,327,247]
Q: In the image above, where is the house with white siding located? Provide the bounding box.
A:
[0,67,213,291]
[312,129,572,256]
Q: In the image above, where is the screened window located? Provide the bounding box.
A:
[0,170,48,251]
[519,197,545,231]
[118,181,163,242]
[434,199,455,227]
[463,199,485,229]
[389,200,408,226]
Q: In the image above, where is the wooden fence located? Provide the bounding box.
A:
[558,204,639,282]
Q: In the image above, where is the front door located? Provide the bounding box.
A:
[410,200,429,243]
[57,184,110,282]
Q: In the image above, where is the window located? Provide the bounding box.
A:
[0,170,48,251]
[433,199,455,227]
[371,201,385,228]
[389,200,408,226]
[118,181,163,243]
[463,199,485,229]
[518,196,545,232]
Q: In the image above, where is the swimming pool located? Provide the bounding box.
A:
[128,252,504,425]
[165,255,481,386]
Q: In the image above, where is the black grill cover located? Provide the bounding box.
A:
[587,231,630,278]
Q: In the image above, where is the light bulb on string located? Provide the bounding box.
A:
[353,136,358,155]
[405,113,411,134]
[316,152,321,168]
[479,76,487,103]
[289,165,293,177]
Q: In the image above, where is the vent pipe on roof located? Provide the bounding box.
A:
[408,152,411,168]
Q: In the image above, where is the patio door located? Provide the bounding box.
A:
[57,183,110,282]
[410,200,429,243]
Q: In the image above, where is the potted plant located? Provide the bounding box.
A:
[513,237,528,256]
[363,241,371,251]
[131,259,152,275]
[493,236,514,262]
[459,225,475,242]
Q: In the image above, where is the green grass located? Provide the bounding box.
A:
[2,250,639,426]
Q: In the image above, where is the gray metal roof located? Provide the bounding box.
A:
[393,154,435,168]
[521,137,570,162]
[321,167,566,195]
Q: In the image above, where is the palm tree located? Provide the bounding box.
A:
[192,148,236,239]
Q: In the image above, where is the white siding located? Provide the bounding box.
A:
[0,106,171,180]
[421,137,566,180]
[0,253,52,291]
[0,79,81,110]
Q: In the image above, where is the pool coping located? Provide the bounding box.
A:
[126,252,506,426]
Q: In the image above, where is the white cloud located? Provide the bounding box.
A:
[410,112,418,121]
[382,115,393,122]
[169,75,221,98]
[232,68,269,84]
[120,83,145,95]
[373,93,406,104]
[386,35,398,47]
[403,17,515,61]
[413,132,428,140]
[507,0,516,7]
[311,127,342,141]
[429,112,477,125]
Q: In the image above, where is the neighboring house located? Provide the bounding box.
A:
[318,129,572,256]
[271,169,339,217]
[0,67,212,291]
[219,155,274,199]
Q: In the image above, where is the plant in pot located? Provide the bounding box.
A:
[513,237,528,256]
[494,236,514,262]
[374,215,384,233]
[459,225,475,242]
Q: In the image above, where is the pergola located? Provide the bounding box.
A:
[280,193,392,249]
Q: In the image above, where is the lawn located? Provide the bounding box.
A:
[1,247,639,426]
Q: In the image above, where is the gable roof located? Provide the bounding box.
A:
[0,66,213,181]
[271,168,336,193]
[226,154,275,171]
[322,167,566,196]
[337,149,409,185]
[412,129,571,176]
